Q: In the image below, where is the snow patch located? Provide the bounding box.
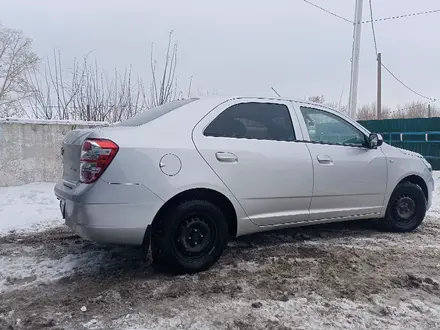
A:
[0,182,61,236]
[0,249,107,293]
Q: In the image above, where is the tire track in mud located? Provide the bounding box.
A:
[1,217,440,329]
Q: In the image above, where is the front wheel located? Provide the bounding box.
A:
[151,200,229,274]
[379,182,427,232]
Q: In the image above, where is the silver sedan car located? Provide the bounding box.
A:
[55,96,434,273]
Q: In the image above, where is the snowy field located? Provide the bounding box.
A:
[0,173,439,329]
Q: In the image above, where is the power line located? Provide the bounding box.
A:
[302,0,353,24]
[302,1,440,25]
[302,1,439,109]
[365,3,438,112]
[362,8,440,24]
[368,0,378,56]
[381,63,437,101]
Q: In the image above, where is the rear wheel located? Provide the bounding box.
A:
[379,182,427,232]
[151,200,229,273]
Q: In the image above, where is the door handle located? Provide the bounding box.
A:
[317,154,333,165]
[215,152,238,163]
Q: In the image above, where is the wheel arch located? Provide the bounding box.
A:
[151,187,238,238]
[397,174,428,201]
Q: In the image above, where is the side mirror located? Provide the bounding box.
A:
[368,133,383,149]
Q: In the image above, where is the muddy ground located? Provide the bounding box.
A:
[1,208,440,329]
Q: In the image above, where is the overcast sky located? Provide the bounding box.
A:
[1,0,439,109]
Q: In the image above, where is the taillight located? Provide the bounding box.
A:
[80,139,119,184]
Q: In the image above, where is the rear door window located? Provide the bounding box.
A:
[204,102,296,142]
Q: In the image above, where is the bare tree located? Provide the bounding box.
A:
[430,104,440,118]
[393,101,435,119]
[308,95,325,104]
[356,102,392,120]
[357,103,373,120]
[0,24,39,117]
[326,101,348,116]
[150,31,179,107]
[308,94,348,115]
[26,53,150,122]
[24,50,91,119]
[24,30,187,122]
[396,103,438,118]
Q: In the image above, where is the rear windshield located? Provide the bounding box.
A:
[114,98,198,127]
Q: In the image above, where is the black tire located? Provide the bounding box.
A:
[379,182,427,232]
[151,199,229,274]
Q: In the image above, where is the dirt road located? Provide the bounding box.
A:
[1,201,440,330]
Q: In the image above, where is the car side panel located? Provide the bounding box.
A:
[291,101,388,220]
[305,143,388,220]
[191,98,314,226]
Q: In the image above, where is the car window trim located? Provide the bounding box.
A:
[304,140,369,148]
[299,105,369,148]
[202,135,306,143]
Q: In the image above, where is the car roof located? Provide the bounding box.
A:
[191,95,369,135]
[194,95,337,112]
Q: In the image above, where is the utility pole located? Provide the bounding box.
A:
[428,104,431,118]
[348,0,364,119]
[377,53,382,119]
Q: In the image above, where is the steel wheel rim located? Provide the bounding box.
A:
[173,214,217,259]
[392,194,417,224]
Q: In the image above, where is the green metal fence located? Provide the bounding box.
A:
[358,118,440,170]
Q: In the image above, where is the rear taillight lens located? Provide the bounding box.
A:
[80,139,119,184]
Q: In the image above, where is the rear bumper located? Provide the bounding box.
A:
[62,201,157,245]
[54,180,164,245]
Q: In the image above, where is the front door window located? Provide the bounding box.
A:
[300,107,366,147]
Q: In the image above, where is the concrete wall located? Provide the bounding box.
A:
[0,119,107,186]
